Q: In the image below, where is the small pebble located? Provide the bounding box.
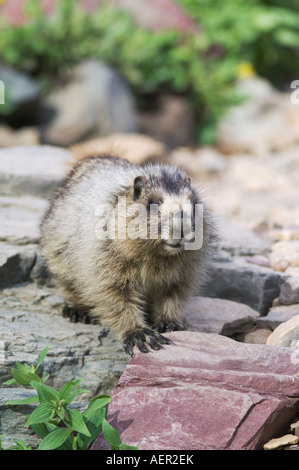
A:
[263,434,299,450]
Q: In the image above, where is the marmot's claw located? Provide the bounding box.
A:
[123,328,171,355]
[152,320,185,333]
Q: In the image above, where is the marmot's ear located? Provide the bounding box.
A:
[133,176,146,200]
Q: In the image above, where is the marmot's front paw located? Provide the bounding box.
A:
[152,319,186,333]
[123,328,171,356]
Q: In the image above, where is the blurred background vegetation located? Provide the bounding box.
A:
[0,0,299,144]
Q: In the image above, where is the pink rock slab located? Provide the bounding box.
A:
[91,331,299,450]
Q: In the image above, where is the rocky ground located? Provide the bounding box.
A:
[0,86,299,448]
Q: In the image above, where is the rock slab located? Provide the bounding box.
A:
[184,296,259,336]
[0,145,73,197]
[92,331,299,451]
[202,257,287,315]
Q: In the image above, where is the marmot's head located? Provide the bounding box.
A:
[124,165,203,255]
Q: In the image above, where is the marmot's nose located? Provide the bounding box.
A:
[172,210,187,240]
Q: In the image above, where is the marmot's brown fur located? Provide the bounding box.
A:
[40,149,218,355]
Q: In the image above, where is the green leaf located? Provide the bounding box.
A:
[41,372,50,383]
[13,440,32,450]
[36,346,48,371]
[83,395,110,420]
[3,378,17,385]
[56,407,65,421]
[119,443,139,450]
[102,418,122,448]
[64,390,80,405]
[76,407,106,450]
[30,381,59,404]
[30,421,57,439]
[16,361,31,371]
[31,422,73,449]
[38,428,71,450]
[25,403,54,427]
[67,409,91,437]
[5,395,39,406]
[11,368,41,386]
[58,379,81,401]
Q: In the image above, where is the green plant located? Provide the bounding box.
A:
[1,346,137,451]
[177,0,299,87]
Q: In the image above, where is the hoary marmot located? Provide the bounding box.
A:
[40,151,217,355]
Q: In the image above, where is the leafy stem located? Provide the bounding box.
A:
[2,346,137,451]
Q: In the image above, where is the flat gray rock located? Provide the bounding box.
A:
[279,277,299,305]
[0,283,128,392]
[219,218,271,256]
[185,296,259,336]
[257,304,299,329]
[0,196,47,245]
[0,145,73,197]
[203,257,288,315]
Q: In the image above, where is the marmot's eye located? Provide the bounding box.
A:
[148,199,162,206]
[147,199,162,210]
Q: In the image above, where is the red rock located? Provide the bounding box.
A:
[91,332,299,450]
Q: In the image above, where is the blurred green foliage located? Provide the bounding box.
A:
[0,0,298,143]
[178,0,299,86]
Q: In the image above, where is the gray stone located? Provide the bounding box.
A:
[0,283,128,394]
[185,296,259,337]
[170,147,228,181]
[0,196,47,245]
[42,60,137,146]
[216,77,299,155]
[0,388,39,449]
[279,277,299,305]
[202,257,288,315]
[29,249,54,286]
[0,63,40,126]
[0,145,73,197]
[257,304,299,330]
[219,218,271,256]
[0,243,38,287]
